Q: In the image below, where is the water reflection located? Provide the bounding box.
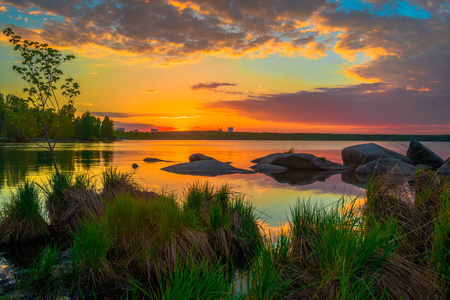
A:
[1,140,448,231]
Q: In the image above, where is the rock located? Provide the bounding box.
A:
[255,153,351,172]
[355,158,417,178]
[250,163,289,174]
[407,140,444,169]
[437,158,450,176]
[342,143,413,169]
[143,157,170,163]
[189,153,216,162]
[161,160,255,176]
[132,163,139,169]
[251,153,283,164]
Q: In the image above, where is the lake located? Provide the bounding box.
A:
[1,140,449,230]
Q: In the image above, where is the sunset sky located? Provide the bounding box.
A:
[0,0,449,134]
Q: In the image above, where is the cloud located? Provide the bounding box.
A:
[91,112,158,118]
[91,111,200,119]
[204,83,450,132]
[0,6,7,12]
[314,9,450,91]
[0,0,328,61]
[142,89,159,94]
[191,82,237,91]
[77,102,96,107]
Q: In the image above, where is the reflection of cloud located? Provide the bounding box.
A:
[142,89,159,94]
[191,82,237,91]
[204,83,450,133]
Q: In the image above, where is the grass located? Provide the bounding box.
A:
[101,166,157,201]
[0,181,49,244]
[3,167,449,299]
[71,217,113,287]
[43,172,104,233]
[27,244,60,290]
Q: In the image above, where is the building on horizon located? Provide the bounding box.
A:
[116,127,125,132]
[228,127,233,132]
[151,128,159,133]
[218,128,222,132]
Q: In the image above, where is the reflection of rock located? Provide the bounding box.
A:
[268,170,342,186]
[355,158,417,181]
[342,143,413,169]
[437,158,450,176]
[250,163,288,174]
[252,153,351,171]
[407,140,444,169]
[161,160,255,176]
[143,157,171,163]
[341,171,367,188]
[189,153,215,162]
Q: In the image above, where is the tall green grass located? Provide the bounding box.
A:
[288,199,437,299]
[0,181,48,244]
[27,244,59,290]
[150,259,233,300]
[71,217,112,286]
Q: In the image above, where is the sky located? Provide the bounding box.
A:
[0,0,449,134]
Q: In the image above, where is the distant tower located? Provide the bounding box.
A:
[228,127,233,132]
[151,128,159,133]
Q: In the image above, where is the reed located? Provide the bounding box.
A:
[0,181,49,244]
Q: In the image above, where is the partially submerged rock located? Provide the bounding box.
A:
[437,158,450,176]
[253,153,351,172]
[355,158,417,178]
[342,143,413,169]
[132,163,139,169]
[162,160,255,176]
[189,153,215,162]
[143,157,171,163]
[407,140,444,169]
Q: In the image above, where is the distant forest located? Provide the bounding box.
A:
[116,130,450,142]
[0,93,115,142]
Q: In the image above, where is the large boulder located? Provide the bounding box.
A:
[355,158,417,178]
[189,153,216,162]
[437,158,450,176]
[253,153,351,172]
[251,153,283,164]
[342,143,413,169]
[161,160,255,176]
[407,140,444,169]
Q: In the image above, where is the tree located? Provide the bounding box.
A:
[2,94,40,141]
[100,115,115,139]
[0,93,5,135]
[74,112,101,141]
[2,28,80,183]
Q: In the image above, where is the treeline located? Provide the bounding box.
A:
[116,130,450,142]
[0,93,115,141]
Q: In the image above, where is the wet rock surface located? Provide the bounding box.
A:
[407,140,444,169]
[162,159,255,176]
[342,143,413,169]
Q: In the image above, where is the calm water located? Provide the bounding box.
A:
[1,140,449,230]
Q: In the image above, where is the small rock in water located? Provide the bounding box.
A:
[132,163,139,169]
